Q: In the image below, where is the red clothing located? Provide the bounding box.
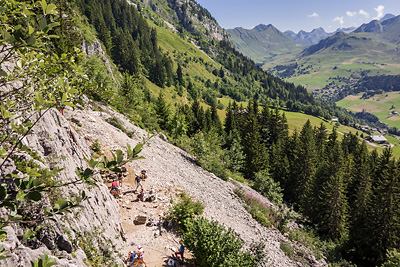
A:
[112,181,118,187]
[137,247,144,260]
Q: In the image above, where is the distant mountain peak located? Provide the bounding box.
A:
[381,13,395,22]
[284,27,331,45]
[334,27,356,34]
[253,24,273,32]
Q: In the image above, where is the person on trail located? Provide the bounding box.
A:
[118,173,123,187]
[140,169,147,180]
[135,174,142,191]
[174,240,184,262]
[137,186,145,202]
[126,251,136,267]
[110,180,120,198]
[167,257,175,266]
[136,245,144,260]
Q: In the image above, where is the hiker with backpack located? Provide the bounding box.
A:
[126,251,136,267]
[174,240,184,262]
[136,245,144,261]
[135,173,142,191]
[140,169,147,180]
[110,180,120,198]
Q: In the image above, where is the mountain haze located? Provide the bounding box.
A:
[284,27,332,45]
[227,24,301,63]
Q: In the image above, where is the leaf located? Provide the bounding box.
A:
[26,35,36,46]
[116,150,123,164]
[27,191,42,202]
[133,143,143,156]
[40,0,47,14]
[40,17,47,31]
[126,144,133,158]
[16,59,23,69]
[0,230,7,242]
[35,92,44,106]
[16,191,26,201]
[106,161,117,168]
[83,168,93,178]
[46,3,57,14]
[67,88,78,94]
[57,198,68,210]
[0,148,8,158]
[111,167,122,173]
[28,24,34,34]
[62,101,74,107]
[110,151,116,162]
[32,253,57,267]
[0,69,6,76]
[88,158,98,169]
[23,228,35,242]
[61,93,67,102]
[3,31,14,43]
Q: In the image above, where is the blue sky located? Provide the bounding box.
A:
[195,0,400,32]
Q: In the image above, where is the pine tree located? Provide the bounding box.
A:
[241,101,267,179]
[210,101,223,134]
[176,64,184,86]
[284,130,300,202]
[296,120,317,210]
[224,101,235,136]
[319,138,349,242]
[314,122,327,158]
[369,149,400,264]
[259,104,271,147]
[347,141,374,263]
[155,92,170,129]
[269,138,289,191]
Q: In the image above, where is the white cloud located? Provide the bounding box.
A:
[359,9,370,17]
[334,16,344,25]
[374,5,385,19]
[308,12,319,18]
[346,11,357,17]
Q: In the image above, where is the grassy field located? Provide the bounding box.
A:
[262,36,400,89]
[284,110,400,157]
[337,92,400,129]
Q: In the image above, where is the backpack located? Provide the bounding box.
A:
[129,252,136,262]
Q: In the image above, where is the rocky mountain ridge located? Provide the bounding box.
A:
[133,0,230,42]
[284,27,331,45]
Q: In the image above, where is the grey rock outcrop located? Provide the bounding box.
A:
[0,109,125,266]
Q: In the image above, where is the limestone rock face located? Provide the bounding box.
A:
[0,109,125,266]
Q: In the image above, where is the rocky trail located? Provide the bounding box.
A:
[67,101,327,267]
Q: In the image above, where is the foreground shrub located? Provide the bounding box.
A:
[169,192,204,231]
[182,217,256,267]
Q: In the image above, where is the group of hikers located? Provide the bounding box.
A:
[108,168,186,266]
[125,245,145,267]
[125,241,185,267]
[109,169,148,200]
